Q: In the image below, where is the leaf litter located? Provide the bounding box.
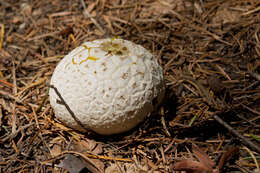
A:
[0,0,260,172]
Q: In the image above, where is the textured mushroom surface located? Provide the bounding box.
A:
[49,38,165,135]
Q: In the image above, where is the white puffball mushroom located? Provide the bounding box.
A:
[49,38,165,135]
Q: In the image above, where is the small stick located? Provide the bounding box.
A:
[213,115,260,153]
[80,0,105,35]
[181,75,214,106]
[49,85,94,133]
[249,71,260,81]
[160,107,171,137]
[0,123,33,143]
[0,24,4,51]
[11,61,17,134]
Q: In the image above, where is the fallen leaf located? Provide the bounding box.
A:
[173,145,219,173]
[49,137,63,157]
[218,146,239,171]
[173,159,213,172]
[140,0,192,18]
[75,139,103,155]
[72,139,105,173]
[212,7,243,24]
[58,154,86,173]
[105,162,148,173]
[58,152,106,173]
[193,145,216,169]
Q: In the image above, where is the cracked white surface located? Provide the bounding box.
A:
[49,38,165,135]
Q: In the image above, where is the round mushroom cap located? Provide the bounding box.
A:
[49,38,165,135]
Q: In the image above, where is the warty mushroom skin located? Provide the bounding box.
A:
[49,38,165,135]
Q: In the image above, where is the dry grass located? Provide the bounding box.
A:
[0,0,260,172]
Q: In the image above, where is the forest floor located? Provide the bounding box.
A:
[0,0,260,172]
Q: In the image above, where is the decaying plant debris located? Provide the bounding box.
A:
[0,0,259,172]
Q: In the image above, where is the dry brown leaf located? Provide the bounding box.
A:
[49,137,63,157]
[105,162,148,173]
[73,139,105,173]
[84,157,105,173]
[173,145,219,173]
[173,159,213,172]
[75,139,103,154]
[212,6,245,24]
[50,144,62,157]
[58,154,87,173]
[140,0,192,18]
[218,147,239,171]
[58,153,105,173]
[193,145,216,169]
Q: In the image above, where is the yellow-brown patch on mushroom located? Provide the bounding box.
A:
[100,40,129,56]
[72,57,77,64]
[121,72,128,80]
[132,82,137,88]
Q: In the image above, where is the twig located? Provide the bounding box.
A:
[249,71,260,81]
[241,104,260,116]
[160,107,171,137]
[41,150,133,168]
[242,6,260,16]
[0,24,4,51]
[181,75,214,106]
[49,85,95,134]
[17,77,47,97]
[216,64,231,80]
[0,123,33,143]
[0,79,18,88]
[213,115,260,153]
[11,61,17,134]
[80,0,105,35]
[0,105,2,126]
[0,90,22,103]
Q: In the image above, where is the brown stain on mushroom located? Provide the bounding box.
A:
[120,95,125,100]
[121,72,128,80]
[100,40,130,56]
[137,71,145,78]
[132,82,137,88]
[101,62,107,72]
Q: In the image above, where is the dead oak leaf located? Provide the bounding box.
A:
[70,139,105,173]
[58,154,104,173]
[173,159,213,173]
[173,145,219,173]
[74,139,103,155]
